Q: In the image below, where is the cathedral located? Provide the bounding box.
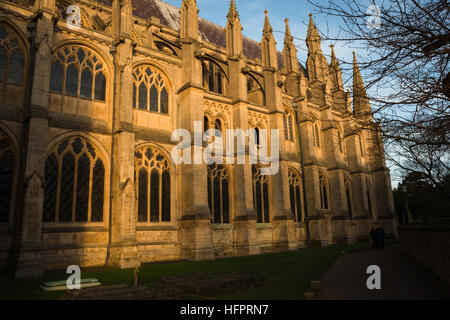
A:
[0,0,397,278]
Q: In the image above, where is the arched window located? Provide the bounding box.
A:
[133,65,169,114]
[313,123,321,147]
[283,110,295,142]
[43,136,106,223]
[0,24,26,99]
[207,164,230,224]
[252,165,270,223]
[214,119,222,135]
[344,177,352,218]
[204,115,210,134]
[366,180,373,218]
[254,127,260,146]
[283,113,289,140]
[288,115,294,141]
[319,173,328,210]
[135,146,171,223]
[202,60,225,94]
[50,46,106,101]
[0,129,17,223]
[288,169,303,222]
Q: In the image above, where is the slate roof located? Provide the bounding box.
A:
[95,0,287,69]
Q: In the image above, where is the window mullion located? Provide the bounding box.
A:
[219,178,223,224]
[76,63,81,98]
[87,158,94,222]
[158,87,161,113]
[260,180,264,223]
[211,175,215,222]
[159,169,162,222]
[72,154,79,223]
[146,84,150,112]
[92,69,95,100]
[147,168,150,223]
[55,155,62,222]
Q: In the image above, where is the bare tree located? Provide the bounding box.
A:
[308,0,449,191]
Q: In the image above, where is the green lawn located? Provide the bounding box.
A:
[0,241,382,300]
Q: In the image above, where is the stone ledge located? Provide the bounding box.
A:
[42,226,109,233]
[136,226,178,231]
[210,224,234,230]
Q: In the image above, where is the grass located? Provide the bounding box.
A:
[0,240,390,300]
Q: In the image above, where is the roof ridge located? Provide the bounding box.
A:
[94,0,294,69]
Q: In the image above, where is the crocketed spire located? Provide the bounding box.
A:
[283,18,298,73]
[261,10,277,68]
[352,52,372,117]
[226,0,243,57]
[306,13,321,52]
[329,44,343,90]
[227,0,239,23]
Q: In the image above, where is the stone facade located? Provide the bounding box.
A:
[0,0,397,278]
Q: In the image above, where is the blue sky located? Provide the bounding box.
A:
[163,0,403,186]
[165,0,358,80]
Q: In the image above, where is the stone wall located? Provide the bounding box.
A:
[398,220,450,286]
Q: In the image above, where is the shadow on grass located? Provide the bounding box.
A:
[0,240,396,300]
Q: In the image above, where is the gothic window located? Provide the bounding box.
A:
[0,129,17,223]
[135,146,171,223]
[313,123,321,147]
[254,127,260,146]
[252,165,270,223]
[0,24,25,89]
[366,180,373,218]
[50,46,106,101]
[133,65,169,114]
[319,173,328,210]
[214,119,222,134]
[207,164,230,224]
[43,137,105,223]
[202,60,225,95]
[344,177,352,218]
[204,115,210,134]
[288,169,303,222]
[283,113,289,140]
[283,110,295,142]
[288,115,294,141]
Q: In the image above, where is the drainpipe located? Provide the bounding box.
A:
[9,11,42,275]
[105,43,119,265]
[293,96,311,248]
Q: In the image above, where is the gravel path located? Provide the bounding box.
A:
[316,245,450,300]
